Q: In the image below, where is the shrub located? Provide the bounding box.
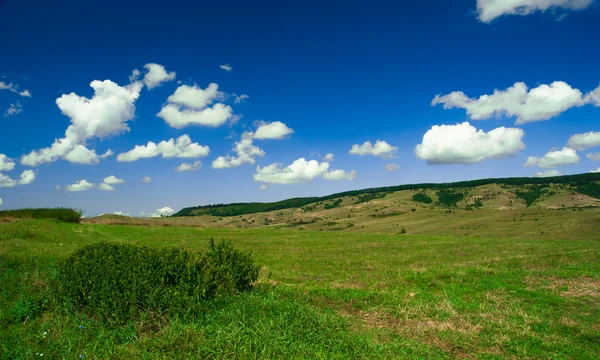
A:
[400,227,407,234]
[436,189,464,207]
[0,207,82,223]
[58,239,259,324]
[412,193,433,204]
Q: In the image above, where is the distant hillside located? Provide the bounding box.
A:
[173,173,600,217]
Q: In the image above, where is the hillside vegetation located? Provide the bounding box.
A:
[0,208,82,223]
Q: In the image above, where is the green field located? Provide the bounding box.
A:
[2,219,599,359]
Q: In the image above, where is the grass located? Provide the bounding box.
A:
[1,219,600,358]
[0,208,82,223]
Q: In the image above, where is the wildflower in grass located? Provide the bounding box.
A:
[80,355,84,359]
[79,325,84,329]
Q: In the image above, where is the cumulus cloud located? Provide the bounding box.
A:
[0,170,36,187]
[103,175,124,184]
[113,211,131,216]
[234,94,249,103]
[5,102,22,117]
[585,85,600,106]
[323,153,334,162]
[432,81,585,124]
[99,149,114,159]
[524,147,580,168]
[176,160,202,172]
[0,154,16,171]
[21,78,142,166]
[587,152,600,161]
[150,206,175,217]
[591,168,600,173]
[534,169,562,177]
[143,63,176,89]
[477,0,594,22]
[19,90,31,98]
[252,121,295,140]
[98,183,115,191]
[567,131,600,150]
[63,145,100,165]
[212,134,265,168]
[349,140,398,158]
[66,179,95,192]
[117,134,210,162]
[129,69,141,82]
[0,81,32,97]
[157,83,234,128]
[220,64,232,71]
[415,122,526,164]
[254,158,355,184]
[385,163,400,171]
[142,176,152,183]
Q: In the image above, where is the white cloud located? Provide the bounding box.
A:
[415,122,526,164]
[19,90,31,98]
[143,63,176,89]
[220,64,232,71]
[66,179,95,192]
[0,154,16,171]
[142,176,152,183]
[176,160,202,172]
[117,134,210,162]
[477,0,594,22]
[99,149,114,159]
[385,163,400,171]
[591,168,600,173]
[56,185,61,191]
[103,175,124,184]
[0,170,36,187]
[98,183,115,191]
[259,184,268,190]
[585,85,600,106]
[64,145,100,165]
[21,79,142,166]
[534,169,562,177]
[129,69,141,82]
[587,152,600,161]
[253,121,295,140]
[167,83,224,109]
[323,169,357,181]
[212,135,265,168]
[113,211,131,216]
[432,81,585,124]
[150,206,175,217]
[0,81,31,97]
[323,153,334,162]
[567,131,600,150]
[0,198,2,206]
[349,140,398,158]
[5,102,22,117]
[234,94,249,103]
[254,158,330,184]
[524,147,580,168]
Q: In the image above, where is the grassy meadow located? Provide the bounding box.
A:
[1,218,600,359]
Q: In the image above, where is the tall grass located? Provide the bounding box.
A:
[0,207,82,223]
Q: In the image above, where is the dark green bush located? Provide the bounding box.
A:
[0,207,82,223]
[412,192,433,204]
[436,189,464,207]
[58,239,260,324]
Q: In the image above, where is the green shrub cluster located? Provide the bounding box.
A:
[0,207,82,223]
[516,185,548,207]
[58,239,260,323]
[436,189,464,207]
[324,199,343,209]
[412,192,433,204]
[354,192,387,205]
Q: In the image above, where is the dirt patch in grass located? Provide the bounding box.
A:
[526,276,600,298]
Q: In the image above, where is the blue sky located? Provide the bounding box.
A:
[1,0,599,217]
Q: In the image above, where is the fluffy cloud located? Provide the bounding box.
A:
[63,145,100,165]
[0,170,36,187]
[5,102,22,117]
[567,131,600,150]
[66,179,95,192]
[99,149,114,159]
[585,85,600,106]
[117,134,210,162]
[142,176,152,183]
[476,0,594,22]
[176,161,202,172]
[432,81,585,124]
[591,168,600,173]
[220,64,232,71]
[252,121,295,140]
[385,163,400,171]
[323,153,335,162]
[98,183,115,191]
[103,175,124,184]
[0,198,2,206]
[0,81,32,97]
[234,94,249,103]
[587,153,600,161]
[524,147,580,168]
[157,83,234,128]
[254,158,355,184]
[349,140,398,158]
[415,122,525,164]
[212,134,265,169]
[113,211,131,216]
[21,79,142,166]
[323,169,357,181]
[143,63,176,89]
[534,169,562,177]
[0,154,16,172]
[150,206,175,217]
